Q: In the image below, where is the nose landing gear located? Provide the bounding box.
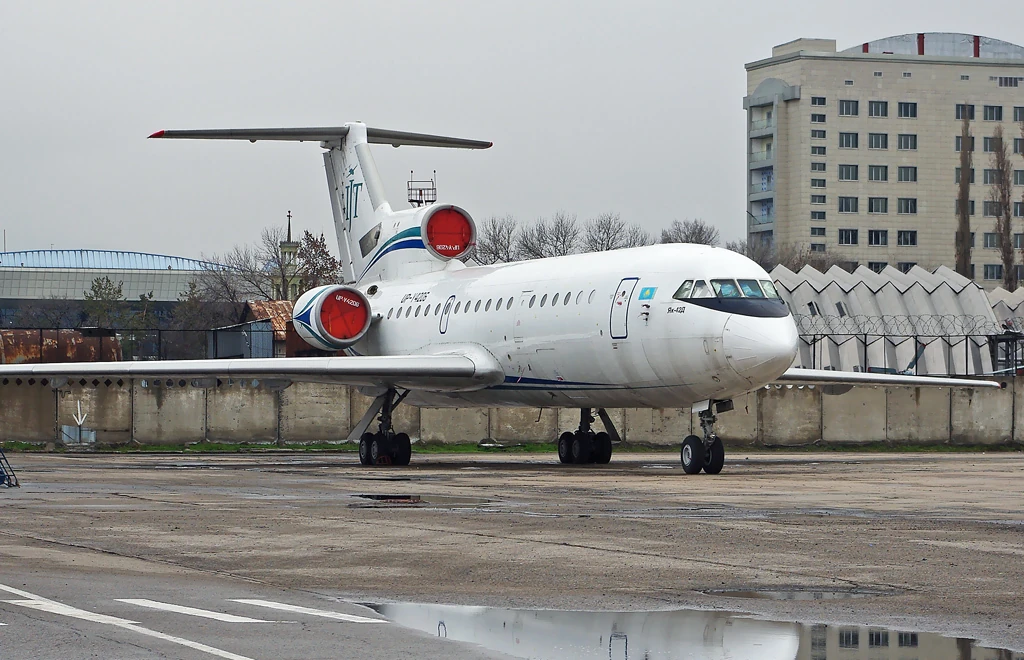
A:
[558,408,615,465]
[680,403,728,475]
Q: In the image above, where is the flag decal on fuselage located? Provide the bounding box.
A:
[638,287,657,300]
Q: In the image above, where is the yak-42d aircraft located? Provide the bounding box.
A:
[1,123,1001,473]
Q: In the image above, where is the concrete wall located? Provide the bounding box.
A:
[0,378,1018,448]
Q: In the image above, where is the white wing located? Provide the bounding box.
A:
[776,368,1002,389]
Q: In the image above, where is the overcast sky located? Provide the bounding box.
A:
[2,1,1023,259]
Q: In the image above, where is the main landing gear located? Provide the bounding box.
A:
[557,408,616,465]
[356,388,412,467]
[680,401,729,475]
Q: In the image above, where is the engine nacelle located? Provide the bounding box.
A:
[292,285,372,350]
[420,204,476,261]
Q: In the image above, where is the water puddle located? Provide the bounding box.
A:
[349,494,492,508]
[707,587,893,600]
[366,602,1017,660]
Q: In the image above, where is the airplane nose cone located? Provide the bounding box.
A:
[723,315,799,386]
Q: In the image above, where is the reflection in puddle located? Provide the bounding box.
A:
[369,603,1019,660]
[707,588,891,600]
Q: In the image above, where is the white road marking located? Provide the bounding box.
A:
[231,599,387,623]
[0,583,255,660]
[116,598,277,623]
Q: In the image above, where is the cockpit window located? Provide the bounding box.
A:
[690,280,713,298]
[672,280,693,300]
[759,280,781,299]
[711,279,742,298]
[737,279,765,298]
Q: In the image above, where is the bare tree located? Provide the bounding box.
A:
[774,242,850,273]
[14,297,82,328]
[989,125,1016,290]
[660,219,720,246]
[297,230,342,292]
[725,239,777,271]
[475,214,520,264]
[516,212,581,259]
[955,106,973,278]
[201,225,290,303]
[583,212,653,252]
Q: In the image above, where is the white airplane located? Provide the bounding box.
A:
[1,123,1000,473]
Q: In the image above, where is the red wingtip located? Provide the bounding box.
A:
[148,130,165,139]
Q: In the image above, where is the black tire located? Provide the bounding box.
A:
[593,432,612,464]
[571,433,593,464]
[358,433,374,466]
[680,435,705,474]
[703,437,725,475]
[370,435,383,465]
[557,432,574,464]
[393,432,412,466]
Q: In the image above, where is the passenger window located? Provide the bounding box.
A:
[529,295,536,308]
[540,294,547,307]
[496,297,503,310]
[506,298,514,310]
[405,307,412,318]
[473,301,480,312]
[435,303,442,315]
[588,289,595,304]
[387,308,394,319]
[397,306,403,317]
[415,305,421,317]
[712,279,741,298]
[738,280,764,298]
[760,280,781,299]
[673,281,693,300]
[576,291,583,304]
[444,301,452,314]
[691,280,712,298]
[464,300,471,313]
[454,302,461,313]
[485,299,492,311]
[564,292,570,306]
[552,293,559,305]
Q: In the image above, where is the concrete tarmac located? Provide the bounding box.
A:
[0,450,1022,657]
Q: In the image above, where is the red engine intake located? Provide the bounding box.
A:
[292,285,372,350]
[421,205,476,261]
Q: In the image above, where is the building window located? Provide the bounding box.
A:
[811,129,827,139]
[868,262,887,273]
[902,72,912,79]
[839,100,859,116]
[984,169,1000,185]
[844,80,854,86]
[838,629,859,649]
[955,168,975,184]
[1015,107,1024,122]
[1016,170,1024,185]
[839,132,858,148]
[898,230,918,246]
[983,136,1002,153]
[1015,138,1024,155]
[868,133,888,149]
[811,113,826,123]
[998,77,1020,87]
[984,105,1003,121]
[866,100,887,117]
[898,166,917,182]
[956,104,975,120]
[955,199,975,216]
[985,264,1003,280]
[811,227,826,237]
[811,194,826,204]
[838,165,858,181]
[811,145,827,155]
[868,165,888,181]
[811,178,826,188]
[811,96,826,106]
[1016,202,1024,218]
[810,243,826,252]
[838,197,858,213]
[811,210,827,220]
[984,201,1002,216]
[838,229,858,245]
[898,632,919,648]
[961,74,970,81]
[1015,234,1024,249]
[955,135,975,151]
[898,102,917,118]
[897,198,917,214]
[869,630,890,648]
[811,162,826,172]
[868,197,888,214]
[984,232,1000,248]
[898,134,917,150]
[868,229,888,246]
[898,262,916,273]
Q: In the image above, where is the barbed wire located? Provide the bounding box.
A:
[792,314,1020,337]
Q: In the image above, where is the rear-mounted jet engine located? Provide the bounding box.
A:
[292,285,372,350]
[420,204,476,261]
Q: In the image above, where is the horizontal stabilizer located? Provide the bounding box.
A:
[149,126,491,149]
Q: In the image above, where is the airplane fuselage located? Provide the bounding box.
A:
[352,243,800,409]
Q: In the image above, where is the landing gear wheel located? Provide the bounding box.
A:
[557,432,574,464]
[703,437,725,475]
[680,435,705,474]
[358,433,374,466]
[393,432,412,466]
[370,434,384,465]
[571,434,593,464]
[593,432,612,464]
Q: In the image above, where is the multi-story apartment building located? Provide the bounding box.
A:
[745,33,1024,286]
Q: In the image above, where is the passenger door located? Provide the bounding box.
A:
[610,278,639,339]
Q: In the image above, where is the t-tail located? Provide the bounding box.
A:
[149,122,491,283]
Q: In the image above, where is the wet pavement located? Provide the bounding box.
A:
[0,451,1023,657]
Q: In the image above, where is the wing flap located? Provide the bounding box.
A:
[0,354,504,392]
[776,368,1003,389]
